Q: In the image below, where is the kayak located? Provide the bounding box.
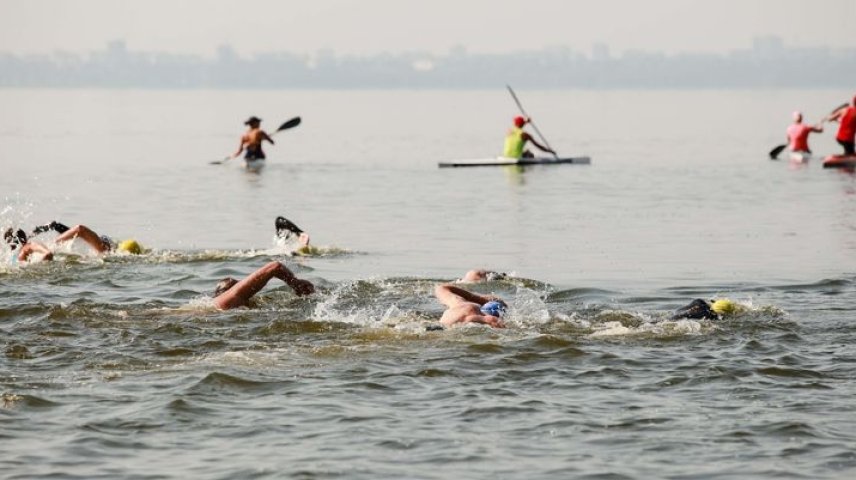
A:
[438,156,591,168]
[245,159,265,172]
[822,154,856,169]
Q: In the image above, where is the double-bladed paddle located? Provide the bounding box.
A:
[211,116,302,165]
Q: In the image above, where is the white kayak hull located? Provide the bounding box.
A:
[438,156,591,168]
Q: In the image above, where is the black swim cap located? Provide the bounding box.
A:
[3,228,27,249]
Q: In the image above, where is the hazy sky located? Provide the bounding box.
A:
[1,0,854,57]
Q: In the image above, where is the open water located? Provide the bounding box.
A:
[2,88,856,479]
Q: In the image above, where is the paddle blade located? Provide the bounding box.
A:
[769,144,787,160]
[276,117,301,132]
[210,156,230,165]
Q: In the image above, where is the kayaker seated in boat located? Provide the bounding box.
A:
[431,278,507,329]
[232,116,274,161]
[275,215,310,248]
[504,116,556,158]
[826,96,856,156]
[785,111,823,156]
[3,227,53,263]
[31,221,143,255]
[212,261,314,310]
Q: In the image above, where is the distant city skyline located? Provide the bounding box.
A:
[2,36,853,89]
[1,0,854,58]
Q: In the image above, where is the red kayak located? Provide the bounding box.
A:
[822,154,856,169]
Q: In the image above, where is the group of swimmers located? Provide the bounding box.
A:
[4,214,738,329]
[786,95,856,157]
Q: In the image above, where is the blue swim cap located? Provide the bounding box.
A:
[480,301,506,317]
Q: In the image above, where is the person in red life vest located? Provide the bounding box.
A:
[503,116,556,158]
[827,96,856,155]
[786,111,823,155]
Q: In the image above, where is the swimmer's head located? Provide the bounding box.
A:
[480,300,506,318]
[244,116,262,126]
[116,239,143,255]
[213,277,239,297]
[513,116,526,128]
[710,298,737,316]
[792,111,802,122]
[3,228,27,250]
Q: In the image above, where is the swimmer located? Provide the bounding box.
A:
[275,216,310,247]
[212,261,314,310]
[3,228,53,263]
[670,298,742,320]
[433,278,507,329]
[458,269,507,283]
[34,222,143,255]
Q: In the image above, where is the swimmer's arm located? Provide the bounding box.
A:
[435,284,493,307]
[462,313,505,329]
[811,123,824,133]
[214,262,313,310]
[263,131,275,145]
[19,242,53,262]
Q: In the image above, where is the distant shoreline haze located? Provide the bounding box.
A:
[1,37,854,89]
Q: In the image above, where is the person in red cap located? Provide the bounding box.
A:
[232,116,275,161]
[827,96,856,155]
[503,116,556,158]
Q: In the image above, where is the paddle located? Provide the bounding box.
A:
[210,116,302,164]
[770,103,849,160]
[769,144,787,160]
[506,85,559,160]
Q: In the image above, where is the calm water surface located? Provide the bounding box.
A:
[2,89,856,479]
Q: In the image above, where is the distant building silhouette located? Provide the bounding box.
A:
[0,37,853,89]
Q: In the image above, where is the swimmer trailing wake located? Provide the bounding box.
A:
[670,298,743,320]
[5,220,143,264]
[30,221,144,255]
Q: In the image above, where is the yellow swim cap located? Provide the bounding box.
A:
[710,299,738,316]
[117,239,143,255]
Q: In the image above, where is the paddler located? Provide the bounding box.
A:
[503,116,556,158]
[785,111,823,156]
[232,116,274,161]
[826,95,856,156]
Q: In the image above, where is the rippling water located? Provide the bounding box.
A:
[3,89,856,479]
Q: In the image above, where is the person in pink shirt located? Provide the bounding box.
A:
[786,111,823,156]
